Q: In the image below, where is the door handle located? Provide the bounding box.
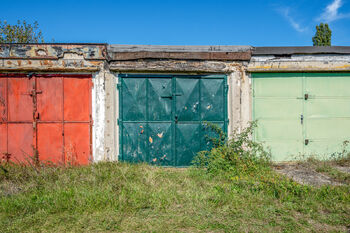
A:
[175,115,178,123]
[304,94,309,100]
[300,114,303,124]
[161,95,172,99]
[305,139,309,145]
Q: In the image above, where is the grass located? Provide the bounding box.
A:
[0,162,349,232]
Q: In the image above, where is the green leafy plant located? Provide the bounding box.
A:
[192,121,271,176]
[0,20,44,43]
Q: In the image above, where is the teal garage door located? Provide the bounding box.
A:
[253,73,350,161]
[119,75,227,166]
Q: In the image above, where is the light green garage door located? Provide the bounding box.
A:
[252,73,350,161]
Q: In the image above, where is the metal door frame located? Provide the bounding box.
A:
[118,74,228,166]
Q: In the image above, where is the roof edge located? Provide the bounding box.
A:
[108,44,252,52]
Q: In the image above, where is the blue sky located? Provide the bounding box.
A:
[1,0,350,46]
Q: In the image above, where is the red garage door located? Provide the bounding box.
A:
[0,74,92,165]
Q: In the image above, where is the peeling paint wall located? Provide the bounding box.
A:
[0,44,106,72]
[227,70,241,137]
[103,71,118,161]
[92,66,106,162]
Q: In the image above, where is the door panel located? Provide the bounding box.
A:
[8,78,33,122]
[8,124,33,163]
[64,123,90,165]
[0,124,7,160]
[176,123,201,166]
[201,79,225,121]
[148,78,172,121]
[256,119,303,160]
[306,99,350,118]
[0,78,7,122]
[38,123,63,164]
[253,73,303,97]
[254,99,302,119]
[253,75,303,161]
[304,74,350,157]
[305,74,350,97]
[64,78,90,122]
[122,78,147,121]
[122,122,148,163]
[149,123,173,165]
[304,140,344,157]
[176,78,200,121]
[37,77,63,121]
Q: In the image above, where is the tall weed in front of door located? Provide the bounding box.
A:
[192,122,317,200]
[193,121,271,176]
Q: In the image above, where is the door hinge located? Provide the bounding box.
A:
[35,112,40,120]
[117,83,122,89]
[2,152,11,162]
[27,73,35,79]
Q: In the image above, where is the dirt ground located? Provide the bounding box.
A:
[274,163,350,186]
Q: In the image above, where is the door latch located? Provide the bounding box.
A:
[300,114,303,124]
[175,115,178,124]
[305,139,309,145]
[161,95,172,99]
[304,94,309,100]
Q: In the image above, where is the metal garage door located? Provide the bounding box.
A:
[252,73,350,161]
[119,75,227,166]
[0,74,92,165]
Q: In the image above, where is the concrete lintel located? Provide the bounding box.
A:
[248,61,350,72]
[0,43,107,60]
[253,46,350,55]
[0,59,104,72]
[109,60,241,73]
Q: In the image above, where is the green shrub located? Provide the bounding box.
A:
[192,121,271,176]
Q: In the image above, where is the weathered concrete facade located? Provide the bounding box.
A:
[1,44,350,163]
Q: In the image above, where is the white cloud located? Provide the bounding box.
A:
[317,0,350,22]
[278,7,307,32]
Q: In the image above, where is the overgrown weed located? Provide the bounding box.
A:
[193,121,271,177]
